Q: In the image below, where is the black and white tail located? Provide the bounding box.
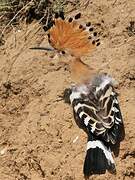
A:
[84,132,116,177]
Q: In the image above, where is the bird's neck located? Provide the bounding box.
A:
[69,58,96,84]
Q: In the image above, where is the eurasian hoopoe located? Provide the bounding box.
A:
[32,12,124,178]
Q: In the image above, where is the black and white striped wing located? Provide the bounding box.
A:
[71,85,123,144]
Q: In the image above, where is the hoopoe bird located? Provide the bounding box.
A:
[32,12,124,178]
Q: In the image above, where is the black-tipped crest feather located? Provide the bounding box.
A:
[44,12,101,57]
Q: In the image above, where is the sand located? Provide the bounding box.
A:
[0,0,135,179]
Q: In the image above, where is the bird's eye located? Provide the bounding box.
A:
[61,51,65,54]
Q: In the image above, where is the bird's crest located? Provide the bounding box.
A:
[46,13,100,57]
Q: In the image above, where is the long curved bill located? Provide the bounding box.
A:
[29,47,54,51]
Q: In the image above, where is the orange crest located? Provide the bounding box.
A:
[47,13,100,57]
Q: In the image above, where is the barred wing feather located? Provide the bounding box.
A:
[72,84,123,144]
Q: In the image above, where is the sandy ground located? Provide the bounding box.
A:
[0,0,135,179]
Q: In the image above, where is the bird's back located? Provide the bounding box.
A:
[69,74,123,144]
